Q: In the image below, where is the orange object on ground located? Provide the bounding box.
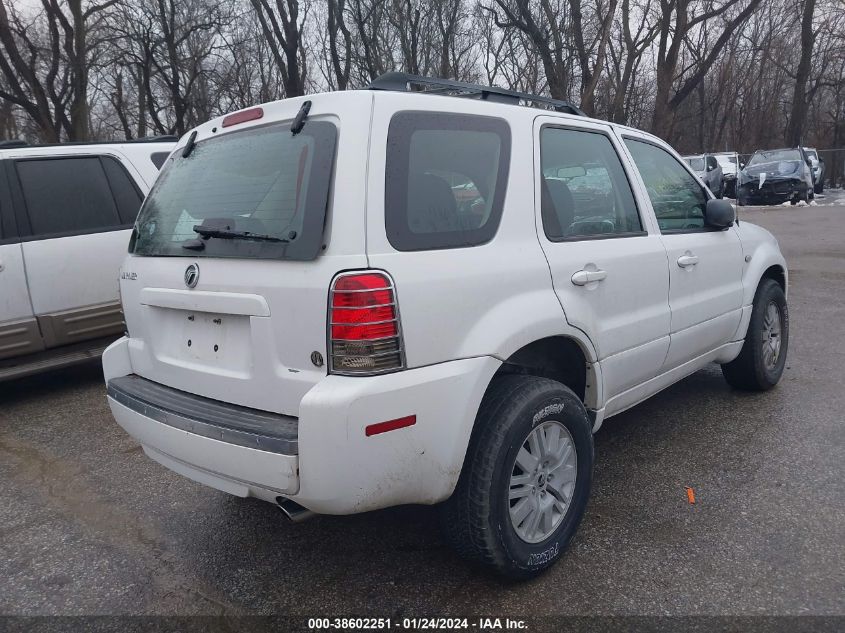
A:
[685,487,696,504]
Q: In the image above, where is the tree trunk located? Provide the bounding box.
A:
[67,0,89,140]
[786,0,816,146]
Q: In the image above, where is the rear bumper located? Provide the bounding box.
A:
[103,337,500,514]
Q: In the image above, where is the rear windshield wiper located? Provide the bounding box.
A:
[192,225,289,243]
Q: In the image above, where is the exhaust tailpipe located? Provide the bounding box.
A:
[276,497,315,523]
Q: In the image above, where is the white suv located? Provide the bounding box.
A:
[0,137,175,380]
[103,74,789,578]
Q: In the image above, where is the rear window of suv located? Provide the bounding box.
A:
[131,120,337,260]
[385,112,510,251]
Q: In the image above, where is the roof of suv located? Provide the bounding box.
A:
[0,137,176,157]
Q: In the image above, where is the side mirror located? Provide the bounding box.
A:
[705,198,735,228]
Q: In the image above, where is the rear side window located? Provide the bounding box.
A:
[101,156,143,224]
[540,127,642,239]
[15,157,124,237]
[625,139,708,232]
[385,112,510,251]
[150,152,169,169]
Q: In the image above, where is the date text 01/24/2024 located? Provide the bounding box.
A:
[307,618,528,630]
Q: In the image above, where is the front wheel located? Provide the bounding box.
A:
[440,375,594,579]
[721,278,789,390]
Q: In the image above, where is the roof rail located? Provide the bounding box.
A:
[368,72,586,116]
[0,139,29,148]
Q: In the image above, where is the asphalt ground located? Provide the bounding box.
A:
[1,200,844,618]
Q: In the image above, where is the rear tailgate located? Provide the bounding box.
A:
[118,92,373,416]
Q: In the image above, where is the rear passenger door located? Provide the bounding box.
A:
[622,135,744,369]
[6,154,143,348]
[533,117,671,405]
[0,160,43,359]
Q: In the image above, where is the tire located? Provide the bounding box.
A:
[721,278,789,390]
[814,182,823,194]
[440,375,594,579]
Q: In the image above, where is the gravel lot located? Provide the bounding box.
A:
[1,201,844,617]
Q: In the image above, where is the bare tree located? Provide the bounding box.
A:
[250,0,308,97]
[0,0,114,140]
[651,0,764,140]
[786,0,816,145]
[326,0,352,89]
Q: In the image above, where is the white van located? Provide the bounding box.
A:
[104,74,788,578]
[0,137,175,380]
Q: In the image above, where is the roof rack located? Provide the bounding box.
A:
[0,135,178,149]
[368,72,586,116]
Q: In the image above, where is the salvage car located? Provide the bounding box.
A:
[0,137,175,380]
[683,154,724,198]
[804,147,825,194]
[714,152,740,198]
[737,147,815,206]
[103,73,789,579]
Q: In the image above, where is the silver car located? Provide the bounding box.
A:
[683,154,724,198]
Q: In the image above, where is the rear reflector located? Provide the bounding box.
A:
[222,107,264,128]
[365,415,416,437]
[329,271,405,375]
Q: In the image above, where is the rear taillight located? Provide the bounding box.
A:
[329,271,405,375]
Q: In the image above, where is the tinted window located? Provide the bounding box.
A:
[150,152,170,169]
[385,112,510,251]
[686,157,705,171]
[625,139,708,232]
[540,128,641,239]
[101,156,143,224]
[132,120,337,261]
[0,166,11,240]
[15,157,123,236]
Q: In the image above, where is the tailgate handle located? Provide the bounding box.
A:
[571,269,607,286]
[139,288,271,317]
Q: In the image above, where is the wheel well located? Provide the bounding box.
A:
[761,265,786,291]
[495,336,590,404]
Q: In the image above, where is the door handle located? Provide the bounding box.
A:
[571,269,608,286]
[0,258,4,273]
[677,254,699,268]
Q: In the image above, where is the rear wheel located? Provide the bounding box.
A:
[721,278,788,390]
[440,375,594,579]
